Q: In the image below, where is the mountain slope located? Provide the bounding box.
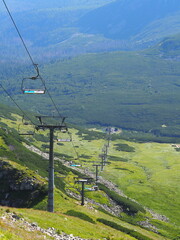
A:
[1,0,180,62]
[0,0,115,61]
[1,38,179,136]
[154,33,180,57]
[0,106,179,240]
[78,0,180,41]
[0,103,180,239]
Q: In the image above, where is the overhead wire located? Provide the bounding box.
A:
[0,83,36,125]
[1,0,82,160]
[2,0,63,119]
[69,133,79,160]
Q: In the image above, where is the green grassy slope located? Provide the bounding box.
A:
[0,104,179,239]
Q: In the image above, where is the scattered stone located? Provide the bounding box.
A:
[24,144,170,225]
[137,220,159,233]
[1,212,91,240]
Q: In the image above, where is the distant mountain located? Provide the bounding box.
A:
[1,0,180,61]
[0,0,117,61]
[78,0,180,41]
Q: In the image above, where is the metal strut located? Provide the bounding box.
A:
[30,64,40,80]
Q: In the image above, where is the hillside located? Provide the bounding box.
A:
[78,0,180,42]
[149,33,180,58]
[0,0,116,61]
[1,38,179,138]
[1,0,180,62]
[0,103,180,239]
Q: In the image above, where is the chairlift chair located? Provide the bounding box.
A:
[18,123,35,136]
[60,126,68,133]
[18,115,35,136]
[21,78,46,94]
[57,129,72,142]
[57,138,71,142]
[70,164,82,167]
[85,186,98,191]
[21,65,46,94]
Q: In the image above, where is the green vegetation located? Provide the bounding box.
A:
[149,219,180,240]
[98,183,145,215]
[76,128,105,140]
[149,33,180,58]
[66,210,96,224]
[1,44,179,138]
[0,105,179,239]
[109,155,129,162]
[97,218,153,240]
[102,141,180,227]
[1,1,180,238]
[114,143,135,152]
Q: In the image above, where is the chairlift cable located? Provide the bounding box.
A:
[2,0,63,119]
[2,0,97,167]
[70,135,79,160]
[61,122,79,160]
[0,83,36,125]
[2,0,34,65]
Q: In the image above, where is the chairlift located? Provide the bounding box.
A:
[21,64,46,94]
[70,164,81,167]
[85,186,98,191]
[60,126,68,133]
[57,138,71,142]
[18,122,35,136]
[57,129,72,142]
[17,115,35,136]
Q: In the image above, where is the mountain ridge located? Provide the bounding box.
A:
[0,0,180,61]
[78,0,180,41]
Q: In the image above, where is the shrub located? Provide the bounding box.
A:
[79,154,91,159]
[97,183,145,215]
[97,218,152,240]
[175,148,180,152]
[42,144,49,149]
[76,129,105,140]
[109,155,129,162]
[57,143,64,146]
[66,210,95,224]
[34,133,49,142]
[114,143,135,152]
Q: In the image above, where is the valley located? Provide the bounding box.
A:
[0,0,180,239]
[1,43,180,138]
[0,106,180,239]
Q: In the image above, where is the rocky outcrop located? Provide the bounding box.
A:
[1,211,89,240]
[0,159,47,207]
